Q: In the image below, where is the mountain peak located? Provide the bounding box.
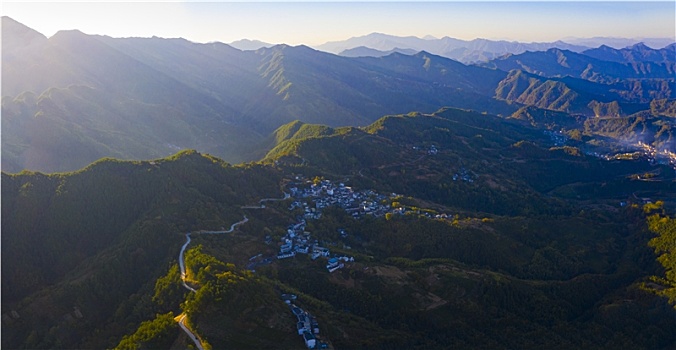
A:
[229,38,272,51]
[2,16,48,48]
[51,29,88,40]
[629,42,653,50]
[546,47,565,54]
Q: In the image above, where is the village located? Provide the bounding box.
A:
[268,176,461,270]
[244,176,462,349]
[247,175,466,274]
[288,178,393,220]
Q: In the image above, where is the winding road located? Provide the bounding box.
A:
[259,192,291,203]
[176,313,205,350]
[179,233,197,292]
[176,215,249,349]
[242,192,290,209]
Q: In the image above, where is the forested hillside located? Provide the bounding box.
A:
[2,13,675,350]
[4,108,675,349]
[3,16,674,173]
[1,151,283,349]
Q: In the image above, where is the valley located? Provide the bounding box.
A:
[2,13,675,350]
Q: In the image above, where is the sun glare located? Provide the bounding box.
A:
[2,1,674,45]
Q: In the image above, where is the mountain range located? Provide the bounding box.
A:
[583,43,676,64]
[338,46,418,58]
[315,32,591,63]
[2,16,676,350]
[2,16,674,175]
[226,34,676,63]
[318,32,676,64]
[483,47,676,83]
[562,36,676,50]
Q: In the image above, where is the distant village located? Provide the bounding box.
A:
[545,129,676,171]
[544,130,568,146]
[636,141,676,170]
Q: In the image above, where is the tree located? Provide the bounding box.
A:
[569,129,582,141]
[646,214,676,308]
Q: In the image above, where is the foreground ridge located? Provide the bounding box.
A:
[176,215,249,349]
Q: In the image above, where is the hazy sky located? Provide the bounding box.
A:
[3,1,675,46]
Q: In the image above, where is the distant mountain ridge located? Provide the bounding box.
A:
[2,16,674,174]
[563,36,675,50]
[228,38,273,51]
[483,47,676,83]
[339,46,417,57]
[316,32,591,63]
[317,33,675,64]
[582,43,676,64]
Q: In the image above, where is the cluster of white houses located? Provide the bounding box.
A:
[544,130,568,146]
[288,179,394,220]
[288,177,463,223]
[276,217,351,273]
[281,294,328,349]
[274,176,463,273]
[412,144,439,155]
[452,167,475,183]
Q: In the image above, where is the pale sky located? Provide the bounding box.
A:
[2,1,674,46]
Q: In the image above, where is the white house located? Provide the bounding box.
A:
[303,331,316,348]
[327,258,344,272]
[277,251,296,259]
[280,242,293,253]
[312,246,330,257]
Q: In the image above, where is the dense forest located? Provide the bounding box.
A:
[3,108,675,348]
[1,151,284,349]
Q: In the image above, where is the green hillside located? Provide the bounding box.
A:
[1,151,283,349]
[266,108,675,214]
[3,108,676,348]
[2,16,676,350]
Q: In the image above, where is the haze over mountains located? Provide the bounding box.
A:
[313,32,676,64]
[2,15,676,350]
[2,16,674,173]
[228,38,273,51]
[563,36,676,51]
[233,33,674,63]
[316,32,591,63]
